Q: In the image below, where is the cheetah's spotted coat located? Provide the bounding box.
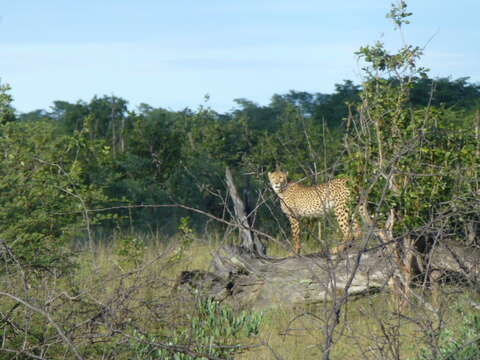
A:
[268,170,359,254]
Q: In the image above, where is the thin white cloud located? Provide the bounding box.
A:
[1,41,359,112]
[1,0,478,113]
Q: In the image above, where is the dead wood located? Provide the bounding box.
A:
[225,167,266,256]
[176,239,479,310]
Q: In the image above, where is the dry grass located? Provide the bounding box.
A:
[1,233,477,359]
[241,291,479,360]
[240,296,414,359]
[88,235,477,360]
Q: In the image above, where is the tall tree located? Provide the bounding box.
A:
[0,81,16,124]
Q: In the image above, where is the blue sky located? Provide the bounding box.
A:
[1,1,479,113]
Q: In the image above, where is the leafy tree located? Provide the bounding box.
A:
[232,98,280,133]
[0,81,16,124]
[0,119,113,273]
[50,96,132,153]
[106,107,186,230]
[50,100,90,132]
[313,80,361,128]
[270,90,329,118]
[344,1,479,248]
[409,76,480,109]
[17,109,51,122]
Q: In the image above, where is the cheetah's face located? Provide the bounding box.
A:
[268,171,288,193]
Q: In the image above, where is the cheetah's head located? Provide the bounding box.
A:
[268,171,288,193]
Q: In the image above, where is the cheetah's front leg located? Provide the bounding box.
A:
[288,216,301,254]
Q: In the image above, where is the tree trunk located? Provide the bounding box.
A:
[225,167,266,256]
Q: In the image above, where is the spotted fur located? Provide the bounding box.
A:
[268,170,359,254]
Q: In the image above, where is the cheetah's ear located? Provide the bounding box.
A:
[285,171,288,176]
[267,171,271,176]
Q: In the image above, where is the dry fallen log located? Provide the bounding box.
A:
[177,244,395,309]
[176,240,479,310]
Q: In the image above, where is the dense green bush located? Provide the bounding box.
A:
[343,5,479,241]
[0,120,113,273]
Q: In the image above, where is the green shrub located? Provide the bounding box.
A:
[131,297,263,359]
[0,120,112,273]
[415,310,480,360]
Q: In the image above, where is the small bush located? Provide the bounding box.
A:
[415,309,480,360]
[131,297,263,359]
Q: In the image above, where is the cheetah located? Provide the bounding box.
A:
[268,170,359,254]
